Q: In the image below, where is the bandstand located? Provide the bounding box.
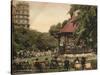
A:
[57,17,78,54]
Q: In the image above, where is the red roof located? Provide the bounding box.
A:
[60,22,78,33]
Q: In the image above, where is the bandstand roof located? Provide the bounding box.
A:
[60,18,78,33]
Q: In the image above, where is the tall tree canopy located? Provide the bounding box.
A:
[36,33,57,51]
[69,5,97,49]
[13,27,58,57]
[49,23,62,38]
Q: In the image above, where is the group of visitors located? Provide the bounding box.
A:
[13,56,92,73]
[33,56,87,73]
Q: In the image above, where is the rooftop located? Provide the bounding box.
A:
[60,16,78,33]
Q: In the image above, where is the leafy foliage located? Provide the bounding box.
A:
[49,23,62,35]
[62,20,68,28]
[36,33,57,51]
[69,5,97,49]
[12,27,58,57]
[49,20,68,38]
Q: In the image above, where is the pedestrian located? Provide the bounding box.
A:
[53,56,59,69]
[50,56,58,69]
[64,57,70,71]
[44,58,49,72]
[50,59,54,69]
[34,58,42,73]
[73,57,81,70]
[81,57,86,70]
[39,62,44,72]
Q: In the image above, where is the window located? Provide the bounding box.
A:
[15,20,18,23]
[20,11,23,14]
[15,15,17,18]
[24,11,28,14]
[20,15,23,18]
[24,15,27,18]
[24,20,28,24]
[19,20,23,24]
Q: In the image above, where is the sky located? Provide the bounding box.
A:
[13,0,71,32]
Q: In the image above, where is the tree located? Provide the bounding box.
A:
[13,26,58,55]
[12,27,42,57]
[36,33,57,51]
[49,23,62,38]
[62,20,68,28]
[69,5,97,49]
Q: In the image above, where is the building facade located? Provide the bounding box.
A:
[12,2,30,29]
